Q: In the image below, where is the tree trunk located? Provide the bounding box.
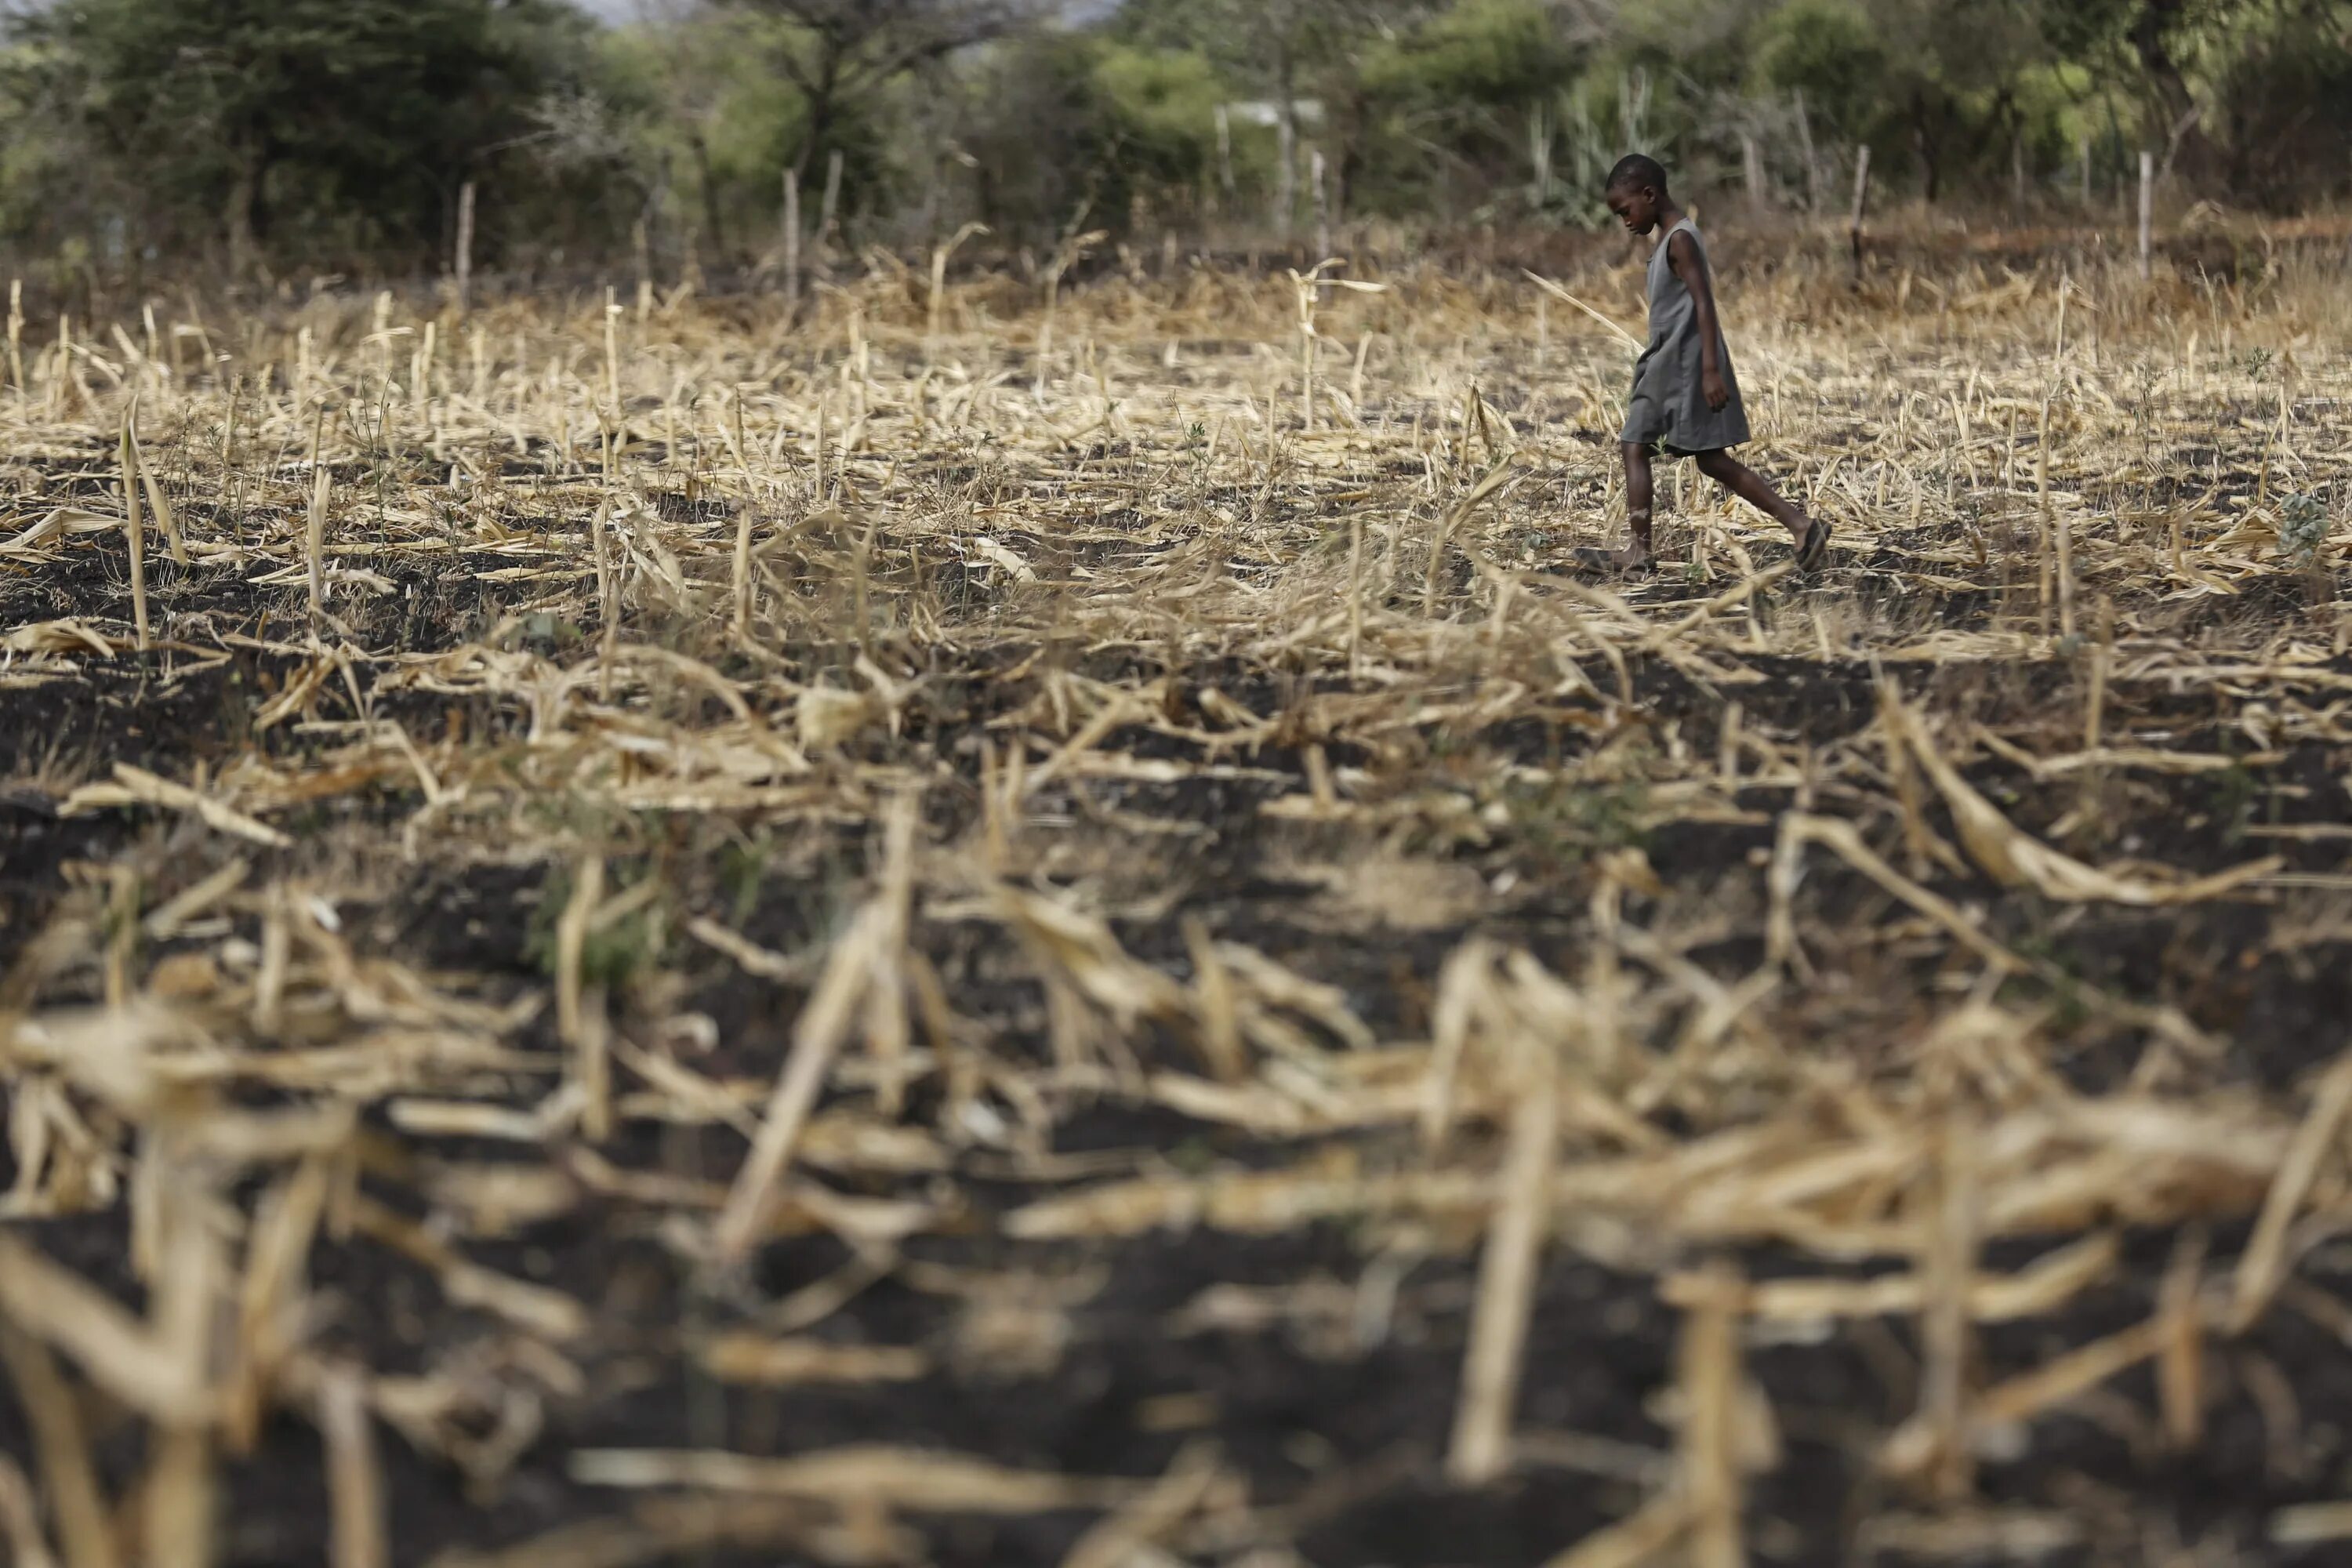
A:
[1338,133,1363,228]
[1526,102,1551,210]
[1272,31,1298,246]
[920,155,939,249]
[1311,146,1330,260]
[688,128,728,261]
[1794,90,1820,213]
[227,169,256,280]
[227,147,266,278]
[1336,82,1370,224]
[796,53,841,183]
[1911,106,1940,206]
[2129,0,2217,181]
[818,149,844,253]
[1275,111,1296,244]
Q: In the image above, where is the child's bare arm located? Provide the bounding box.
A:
[1666,231,1730,411]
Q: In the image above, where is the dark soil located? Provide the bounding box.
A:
[5,303,2352,1568]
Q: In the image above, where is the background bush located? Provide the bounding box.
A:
[0,0,2345,284]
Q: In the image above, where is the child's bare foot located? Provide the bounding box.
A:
[1572,543,1655,576]
[1791,515,1831,573]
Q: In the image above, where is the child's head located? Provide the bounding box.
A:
[1605,154,1670,236]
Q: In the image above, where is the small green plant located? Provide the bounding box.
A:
[2212,761,2259,847]
[1499,774,1650,863]
[2005,924,2096,1036]
[717,833,775,927]
[2279,491,2330,564]
[521,787,628,844]
[527,862,668,991]
[1168,1135,1218,1175]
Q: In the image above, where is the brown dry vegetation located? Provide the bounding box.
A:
[2,226,2352,1568]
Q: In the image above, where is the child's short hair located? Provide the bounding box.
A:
[1606,154,1668,195]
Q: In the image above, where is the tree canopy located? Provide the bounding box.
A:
[10,0,592,272]
[0,0,2343,278]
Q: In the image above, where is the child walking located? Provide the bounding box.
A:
[1581,154,1828,574]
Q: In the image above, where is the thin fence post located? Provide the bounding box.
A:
[2078,133,2092,209]
[632,217,652,321]
[1742,133,1765,209]
[453,180,476,316]
[1795,90,1820,213]
[1311,147,1330,262]
[1275,112,1296,244]
[1848,145,1871,281]
[782,166,802,314]
[2139,151,2154,281]
[818,149,845,262]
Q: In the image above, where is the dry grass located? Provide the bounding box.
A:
[1,224,2350,1566]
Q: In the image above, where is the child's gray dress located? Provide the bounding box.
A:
[1621,218,1750,454]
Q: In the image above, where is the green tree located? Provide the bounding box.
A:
[1755,0,1886,144]
[16,0,590,273]
[1359,0,1583,215]
[1117,0,1444,234]
[2201,1,2352,205]
[2034,0,2197,161]
[724,0,1024,182]
[592,8,816,263]
[1751,0,2067,205]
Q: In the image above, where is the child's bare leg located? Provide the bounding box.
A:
[1617,441,1656,564]
[1694,449,1817,548]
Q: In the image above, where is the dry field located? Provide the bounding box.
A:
[1,229,2350,1568]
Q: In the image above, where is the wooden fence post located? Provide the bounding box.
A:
[632,219,652,321]
[818,149,845,261]
[782,166,802,314]
[1311,147,1330,261]
[2139,151,2154,280]
[1274,113,1296,243]
[1795,90,1820,213]
[1848,146,1871,281]
[454,180,476,316]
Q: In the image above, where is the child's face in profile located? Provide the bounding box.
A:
[1606,184,1661,236]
